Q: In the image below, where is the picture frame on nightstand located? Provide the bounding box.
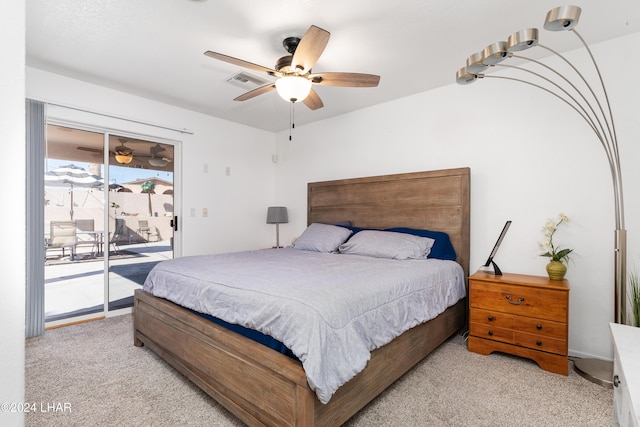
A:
[479,220,511,276]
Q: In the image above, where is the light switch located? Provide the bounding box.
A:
[202,208,208,217]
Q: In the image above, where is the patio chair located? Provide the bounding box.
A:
[109,218,127,253]
[46,221,77,259]
[75,219,100,257]
[137,219,158,242]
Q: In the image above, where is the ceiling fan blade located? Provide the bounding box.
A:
[234,83,276,101]
[291,25,330,74]
[204,51,279,76]
[309,72,380,87]
[77,146,103,153]
[302,88,324,110]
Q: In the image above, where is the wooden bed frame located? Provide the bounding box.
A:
[134,167,470,426]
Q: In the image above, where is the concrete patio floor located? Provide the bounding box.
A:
[44,240,172,322]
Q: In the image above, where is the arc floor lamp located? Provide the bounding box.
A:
[456,5,626,386]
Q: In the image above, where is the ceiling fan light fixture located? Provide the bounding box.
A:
[114,140,134,164]
[275,76,312,103]
[148,157,169,167]
[115,153,133,164]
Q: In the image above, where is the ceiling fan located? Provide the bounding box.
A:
[204,25,380,110]
[76,139,135,164]
[113,140,134,164]
[147,143,173,167]
[76,141,172,167]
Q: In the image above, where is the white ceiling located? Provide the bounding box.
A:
[26,0,640,133]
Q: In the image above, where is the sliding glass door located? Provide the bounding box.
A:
[106,134,174,311]
[44,125,176,322]
[44,126,105,320]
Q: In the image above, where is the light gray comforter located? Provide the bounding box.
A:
[143,247,465,404]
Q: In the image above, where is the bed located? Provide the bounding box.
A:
[133,167,470,426]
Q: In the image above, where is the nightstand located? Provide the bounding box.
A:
[468,271,570,375]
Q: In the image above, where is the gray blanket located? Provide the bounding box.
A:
[143,248,465,403]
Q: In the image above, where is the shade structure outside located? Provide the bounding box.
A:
[45,164,104,220]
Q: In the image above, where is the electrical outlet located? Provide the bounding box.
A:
[190,208,196,217]
[225,166,231,176]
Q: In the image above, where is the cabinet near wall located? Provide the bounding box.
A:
[468,271,569,375]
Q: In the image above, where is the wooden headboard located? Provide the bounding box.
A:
[308,167,470,281]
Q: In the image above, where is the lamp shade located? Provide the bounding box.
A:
[507,28,539,51]
[266,206,288,224]
[482,41,510,65]
[456,67,478,85]
[275,76,312,103]
[544,5,581,31]
[466,51,489,73]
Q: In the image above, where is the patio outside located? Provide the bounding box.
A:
[44,163,175,322]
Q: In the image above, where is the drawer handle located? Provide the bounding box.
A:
[488,316,495,321]
[613,375,620,388]
[536,340,542,346]
[506,295,525,305]
[488,330,494,336]
[536,324,542,330]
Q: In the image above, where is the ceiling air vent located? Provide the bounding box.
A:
[225,71,270,89]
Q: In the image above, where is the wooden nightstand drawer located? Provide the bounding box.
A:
[515,331,567,355]
[512,316,567,340]
[469,322,514,343]
[469,308,512,328]
[470,280,568,322]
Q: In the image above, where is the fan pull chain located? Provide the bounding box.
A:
[289,102,296,141]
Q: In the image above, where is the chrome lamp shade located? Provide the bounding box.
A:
[267,206,288,248]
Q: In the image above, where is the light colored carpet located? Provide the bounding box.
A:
[26,314,612,426]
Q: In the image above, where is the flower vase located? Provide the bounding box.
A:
[546,260,567,280]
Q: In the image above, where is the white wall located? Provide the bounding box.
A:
[26,68,278,254]
[1,1,25,426]
[275,33,640,360]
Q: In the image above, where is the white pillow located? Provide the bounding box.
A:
[338,230,435,260]
[293,223,353,253]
